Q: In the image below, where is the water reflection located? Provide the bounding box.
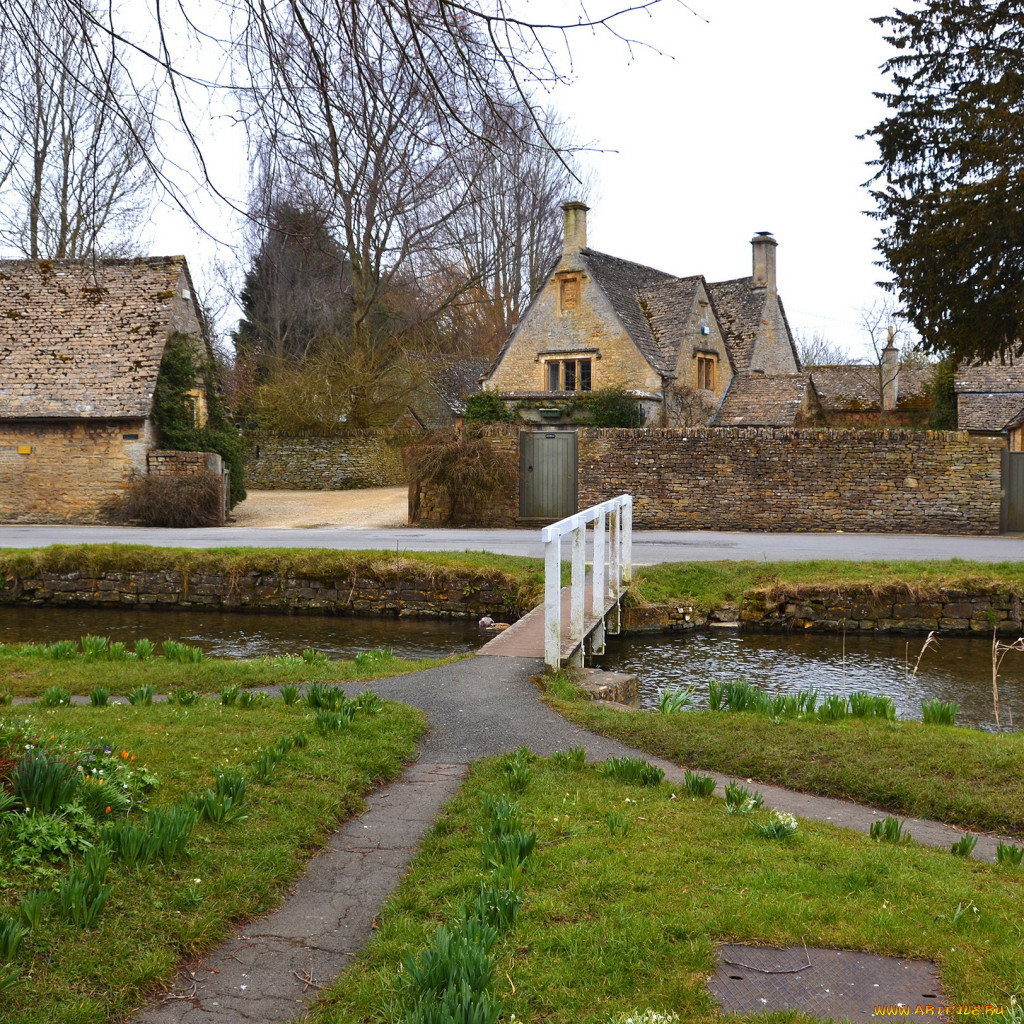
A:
[0,606,487,662]
[598,628,1023,732]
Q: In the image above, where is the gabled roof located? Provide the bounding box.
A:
[954,362,1024,393]
[714,372,820,427]
[705,277,766,372]
[430,358,489,415]
[0,256,191,419]
[637,275,715,375]
[957,393,1024,432]
[810,365,934,412]
[580,248,677,374]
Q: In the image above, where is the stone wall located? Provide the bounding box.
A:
[579,427,1003,534]
[244,430,416,490]
[0,567,516,620]
[624,586,1023,637]
[0,419,152,524]
[411,426,1005,534]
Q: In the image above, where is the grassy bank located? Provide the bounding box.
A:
[0,544,547,615]
[550,693,1024,837]
[0,640,463,699]
[629,558,1024,611]
[0,696,425,1024]
[306,754,1024,1024]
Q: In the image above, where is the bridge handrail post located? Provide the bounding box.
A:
[541,494,632,671]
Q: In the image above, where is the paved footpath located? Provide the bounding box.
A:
[132,655,1015,1023]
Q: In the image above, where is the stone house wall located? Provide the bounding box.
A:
[244,430,417,490]
[0,419,153,523]
[410,426,1005,534]
[486,253,662,397]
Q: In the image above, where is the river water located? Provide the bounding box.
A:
[2,607,1020,731]
[597,628,1023,731]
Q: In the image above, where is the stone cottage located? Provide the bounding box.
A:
[482,201,805,426]
[955,361,1024,450]
[0,256,212,523]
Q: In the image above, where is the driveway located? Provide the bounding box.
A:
[229,487,408,529]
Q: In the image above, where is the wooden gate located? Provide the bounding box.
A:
[519,430,577,521]
[1001,450,1024,532]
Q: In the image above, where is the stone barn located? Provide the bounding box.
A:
[0,256,212,523]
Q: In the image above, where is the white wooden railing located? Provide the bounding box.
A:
[541,494,633,670]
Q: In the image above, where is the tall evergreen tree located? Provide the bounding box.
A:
[867,0,1024,366]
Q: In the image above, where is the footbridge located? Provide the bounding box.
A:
[480,495,632,669]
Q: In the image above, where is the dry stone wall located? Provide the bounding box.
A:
[0,567,515,620]
[244,430,415,490]
[578,427,1003,534]
[411,426,1004,533]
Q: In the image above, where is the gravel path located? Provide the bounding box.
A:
[130,655,1013,1023]
[228,488,408,530]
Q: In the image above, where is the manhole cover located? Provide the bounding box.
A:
[707,944,944,1022]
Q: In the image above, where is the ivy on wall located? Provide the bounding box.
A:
[151,333,247,506]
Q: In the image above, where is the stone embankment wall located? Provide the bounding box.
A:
[0,569,516,620]
[624,587,1024,637]
[411,426,1005,534]
[244,430,416,490]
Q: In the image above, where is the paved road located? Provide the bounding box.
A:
[1,523,1022,561]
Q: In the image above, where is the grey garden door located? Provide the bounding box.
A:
[519,430,578,521]
[1001,450,1024,532]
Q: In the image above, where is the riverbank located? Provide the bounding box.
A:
[4,547,1024,637]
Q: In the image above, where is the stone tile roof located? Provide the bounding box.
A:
[637,275,719,375]
[810,365,934,412]
[430,359,489,415]
[0,256,189,419]
[954,362,1024,392]
[705,277,765,371]
[714,372,819,427]
[958,393,1024,432]
[581,249,678,374]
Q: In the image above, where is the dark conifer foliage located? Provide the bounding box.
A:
[867,0,1024,366]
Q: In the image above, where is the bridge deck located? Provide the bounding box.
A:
[479,585,614,662]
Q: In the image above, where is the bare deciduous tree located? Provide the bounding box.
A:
[0,0,155,258]
[795,330,856,369]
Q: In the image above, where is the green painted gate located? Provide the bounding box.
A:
[1001,450,1024,532]
[519,430,578,521]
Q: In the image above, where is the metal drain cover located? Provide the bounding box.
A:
[707,944,944,1022]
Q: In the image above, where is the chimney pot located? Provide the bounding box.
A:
[751,231,778,292]
[882,326,899,412]
[562,201,589,255]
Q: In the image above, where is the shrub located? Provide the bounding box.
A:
[115,472,224,528]
[576,386,643,427]
[406,426,517,524]
[464,391,513,424]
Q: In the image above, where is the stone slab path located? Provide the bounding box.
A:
[129,655,1017,1023]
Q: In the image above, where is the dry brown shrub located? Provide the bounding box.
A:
[114,473,223,528]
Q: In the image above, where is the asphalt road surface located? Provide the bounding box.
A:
[0,523,1021,561]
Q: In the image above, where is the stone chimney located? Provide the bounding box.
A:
[751,231,777,292]
[881,325,899,412]
[562,201,589,255]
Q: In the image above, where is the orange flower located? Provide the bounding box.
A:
[121,750,128,759]
[104,806,111,814]
[130,755,136,762]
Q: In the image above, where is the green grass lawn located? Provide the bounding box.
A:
[305,754,1024,1024]
[0,697,425,1024]
[548,692,1024,838]
[0,641,463,699]
[630,558,1024,610]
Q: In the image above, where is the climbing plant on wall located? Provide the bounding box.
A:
[151,333,247,506]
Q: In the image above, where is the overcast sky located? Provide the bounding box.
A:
[147,0,900,359]
[546,0,901,358]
